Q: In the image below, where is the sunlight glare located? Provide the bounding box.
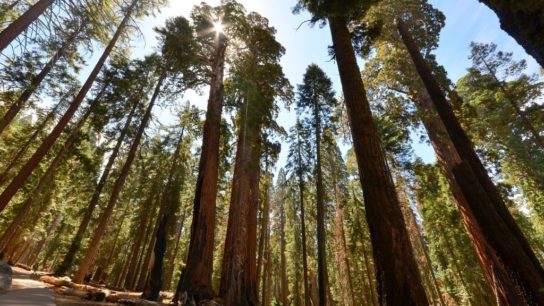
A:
[213,20,224,33]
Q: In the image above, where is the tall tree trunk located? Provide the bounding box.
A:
[0,93,66,185]
[314,101,329,306]
[328,16,428,306]
[279,195,289,306]
[142,214,168,301]
[397,185,444,306]
[124,195,155,289]
[175,31,227,304]
[163,210,187,290]
[257,161,270,293]
[142,129,186,300]
[0,24,81,135]
[219,107,261,306]
[0,88,104,251]
[0,0,138,212]
[73,71,163,284]
[55,96,139,276]
[27,214,63,267]
[0,0,54,52]
[398,19,544,305]
[296,132,311,306]
[329,164,355,306]
[477,0,544,67]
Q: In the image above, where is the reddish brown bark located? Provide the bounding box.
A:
[0,88,104,252]
[398,19,544,305]
[0,0,54,52]
[0,93,66,185]
[0,0,138,212]
[329,157,355,306]
[73,72,162,284]
[219,111,261,306]
[328,16,428,306]
[175,32,227,303]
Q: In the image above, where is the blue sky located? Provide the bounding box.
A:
[124,0,541,169]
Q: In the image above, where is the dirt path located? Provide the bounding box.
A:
[0,267,55,305]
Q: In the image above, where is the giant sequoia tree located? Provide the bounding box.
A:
[219,11,291,306]
[1,1,544,306]
[295,1,429,304]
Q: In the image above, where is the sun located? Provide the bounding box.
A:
[213,20,224,33]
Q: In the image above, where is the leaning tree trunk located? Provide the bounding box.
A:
[174,32,227,304]
[0,88,104,251]
[477,0,544,67]
[73,72,163,284]
[0,0,138,212]
[55,96,140,276]
[398,19,544,305]
[0,0,54,52]
[328,16,429,306]
[0,23,82,135]
[0,93,67,185]
[219,109,262,306]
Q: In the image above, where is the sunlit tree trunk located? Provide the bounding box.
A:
[175,32,227,303]
[73,71,162,284]
[0,86,105,251]
[219,105,261,305]
[398,19,544,305]
[55,96,139,276]
[0,93,67,185]
[328,16,428,305]
[0,0,138,212]
[0,24,82,135]
[0,0,54,52]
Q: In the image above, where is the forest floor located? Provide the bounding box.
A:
[0,267,119,305]
[0,266,56,305]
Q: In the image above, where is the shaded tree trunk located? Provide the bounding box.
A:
[73,71,163,284]
[328,16,428,306]
[477,0,544,67]
[142,129,186,299]
[0,0,54,52]
[0,0,138,212]
[174,31,227,304]
[398,19,544,305]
